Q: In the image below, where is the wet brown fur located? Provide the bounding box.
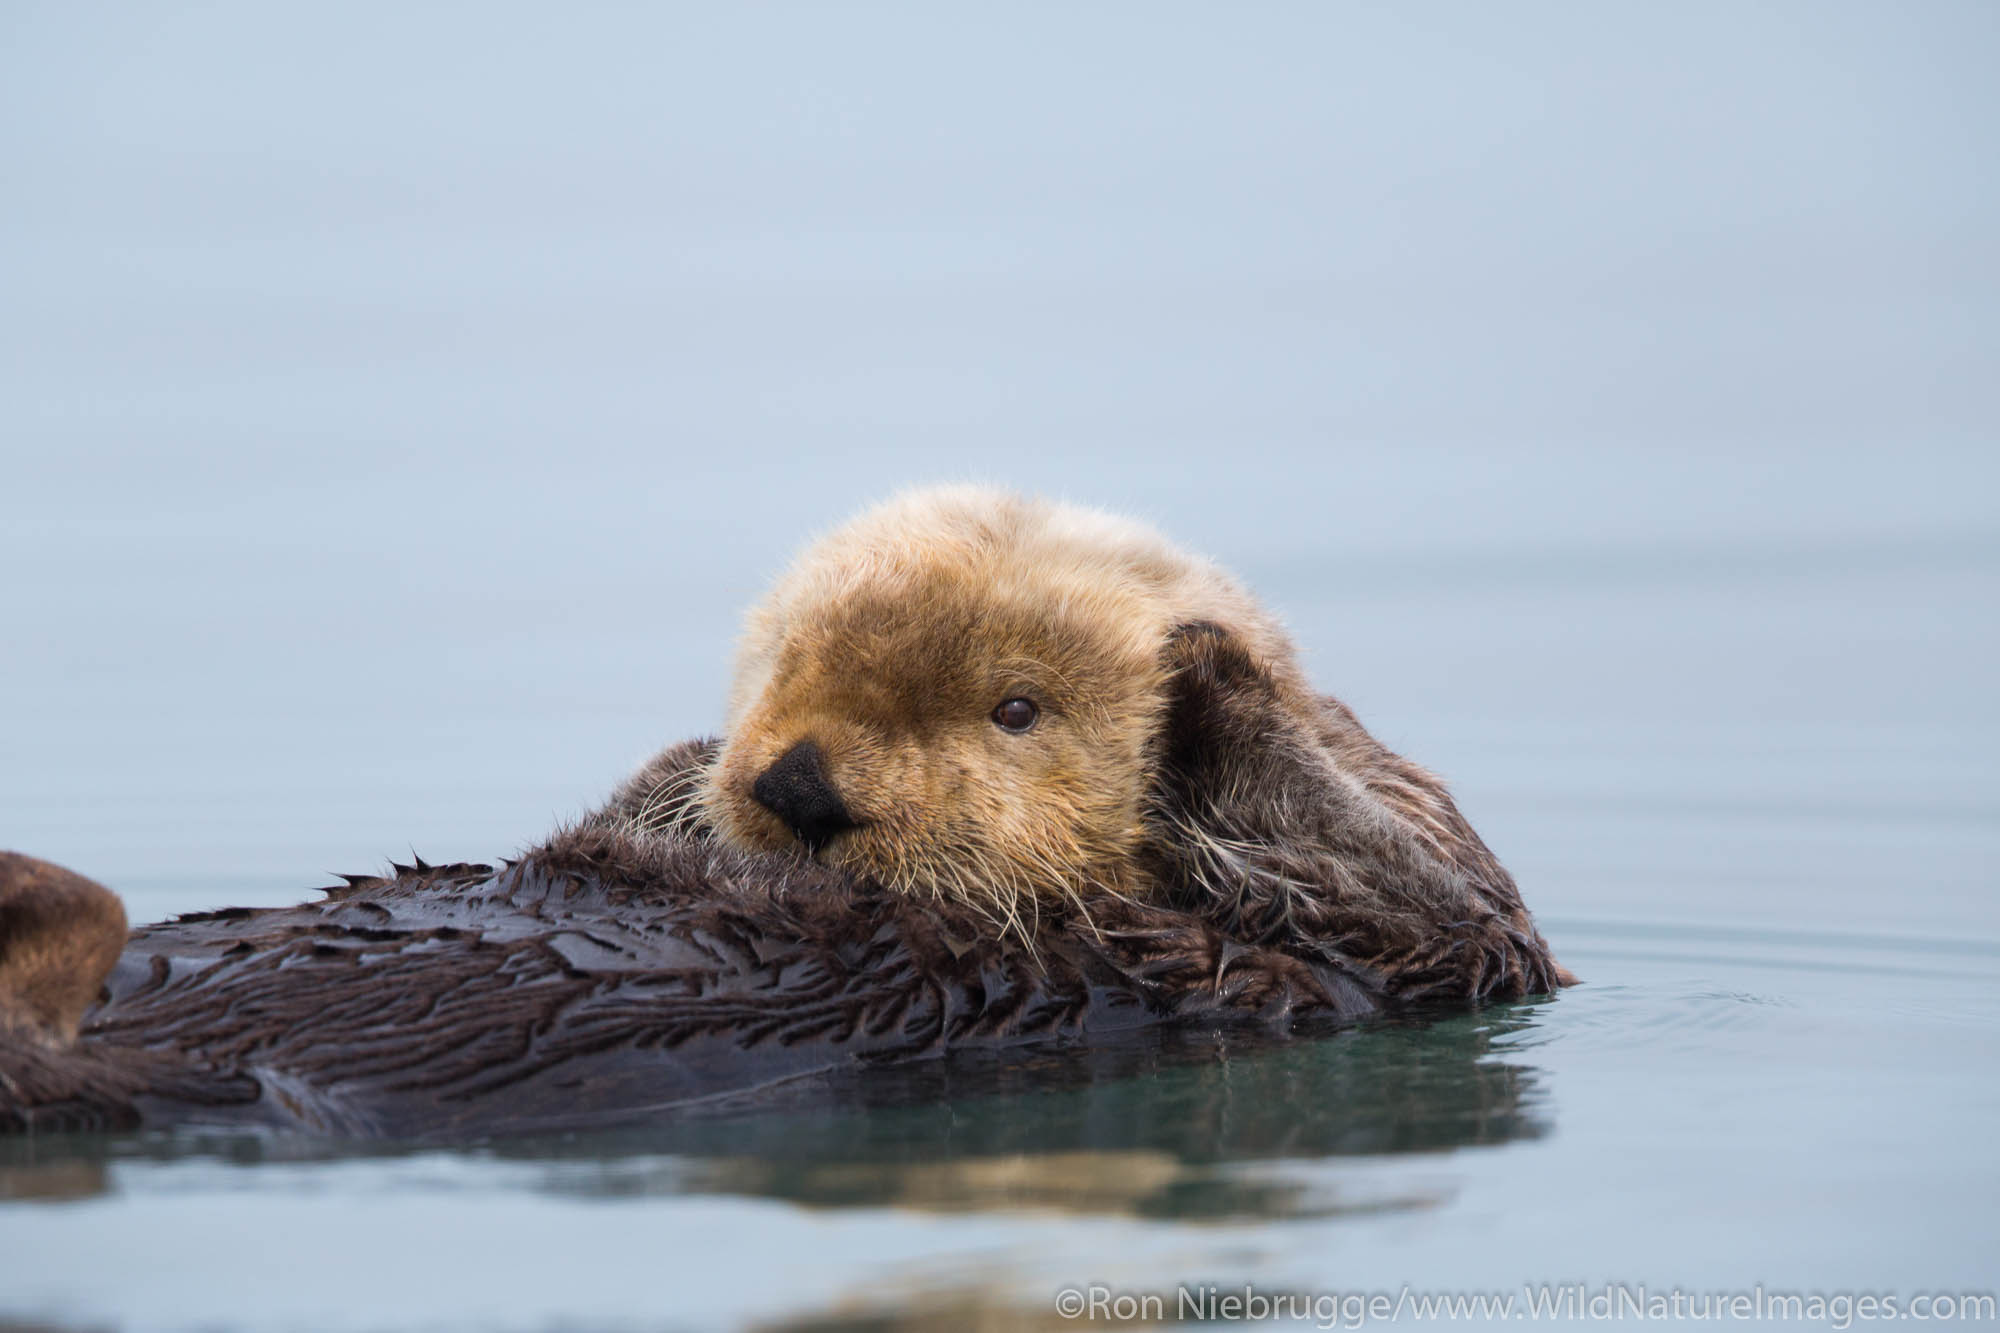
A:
[601,487,1572,995]
[0,836,1378,1136]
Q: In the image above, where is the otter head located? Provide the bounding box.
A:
[701,486,1304,928]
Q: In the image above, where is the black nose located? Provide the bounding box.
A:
[751,740,858,851]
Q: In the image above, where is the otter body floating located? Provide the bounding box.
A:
[1,748,1569,1139]
[3,490,1574,1139]
[0,711,1574,1142]
[0,830,1409,1139]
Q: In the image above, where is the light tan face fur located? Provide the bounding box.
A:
[700,486,1290,928]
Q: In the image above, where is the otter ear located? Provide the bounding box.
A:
[0,853,128,1045]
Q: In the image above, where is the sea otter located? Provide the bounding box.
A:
[598,487,1570,996]
[0,489,1569,1136]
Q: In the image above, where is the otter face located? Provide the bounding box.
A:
[701,487,1270,925]
[706,564,1168,922]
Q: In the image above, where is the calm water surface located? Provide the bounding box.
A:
[3,5,1997,1329]
[4,532,1992,1330]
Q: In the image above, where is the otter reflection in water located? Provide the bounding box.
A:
[0,490,1568,1138]
[5,1003,1554,1224]
[505,1004,1554,1222]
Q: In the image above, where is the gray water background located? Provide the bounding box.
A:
[2,4,1996,1328]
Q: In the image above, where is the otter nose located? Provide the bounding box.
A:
[751,740,857,851]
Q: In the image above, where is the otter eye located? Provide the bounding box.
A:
[992,697,1039,733]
